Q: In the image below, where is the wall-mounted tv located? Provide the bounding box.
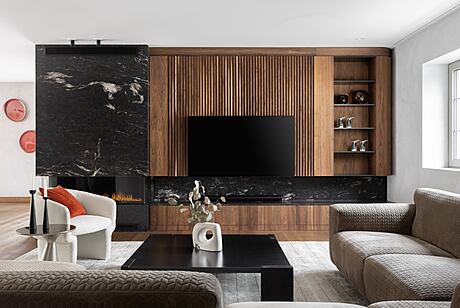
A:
[188,116,295,176]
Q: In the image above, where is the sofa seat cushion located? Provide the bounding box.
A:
[0,260,85,271]
[330,231,453,296]
[364,254,460,303]
[226,303,365,308]
[70,215,112,236]
[368,301,451,308]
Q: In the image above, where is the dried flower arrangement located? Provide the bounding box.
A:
[167,180,226,225]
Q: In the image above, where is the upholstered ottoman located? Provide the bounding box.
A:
[226,303,365,308]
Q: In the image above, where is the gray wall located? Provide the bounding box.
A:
[389,8,460,202]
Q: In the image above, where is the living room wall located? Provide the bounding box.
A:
[388,7,460,202]
[0,82,35,197]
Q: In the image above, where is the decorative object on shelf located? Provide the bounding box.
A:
[351,140,360,152]
[4,98,26,122]
[191,222,223,252]
[29,188,37,233]
[360,140,368,152]
[19,130,36,153]
[337,117,346,128]
[335,94,348,104]
[167,180,226,251]
[41,177,49,233]
[346,117,354,128]
[352,90,369,104]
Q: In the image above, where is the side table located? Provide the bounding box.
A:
[16,224,76,261]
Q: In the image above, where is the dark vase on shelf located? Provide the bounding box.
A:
[335,94,348,104]
[352,90,369,104]
[43,196,49,233]
[28,190,37,233]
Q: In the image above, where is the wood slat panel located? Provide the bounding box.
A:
[155,55,315,176]
[313,56,334,175]
[149,205,330,232]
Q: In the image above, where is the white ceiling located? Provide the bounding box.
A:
[1,0,460,82]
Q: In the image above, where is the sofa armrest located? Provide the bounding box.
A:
[69,189,116,224]
[0,270,223,308]
[329,203,416,236]
[452,283,460,308]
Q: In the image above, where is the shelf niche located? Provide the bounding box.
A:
[333,57,392,176]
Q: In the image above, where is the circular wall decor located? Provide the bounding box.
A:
[19,130,36,153]
[4,98,26,122]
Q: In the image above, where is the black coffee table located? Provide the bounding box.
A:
[121,234,293,301]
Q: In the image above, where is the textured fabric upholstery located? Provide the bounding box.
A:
[70,214,112,235]
[0,260,85,272]
[226,303,366,307]
[364,254,460,303]
[412,188,460,258]
[330,231,453,296]
[0,270,223,308]
[329,203,415,236]
[368,301,451,308]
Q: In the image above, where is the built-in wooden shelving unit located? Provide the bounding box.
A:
[333,57,392,176]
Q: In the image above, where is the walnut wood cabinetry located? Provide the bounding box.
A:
[150,205,329,232]
[149,48,392,177]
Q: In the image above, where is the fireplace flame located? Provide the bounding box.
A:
[107,192,143,202]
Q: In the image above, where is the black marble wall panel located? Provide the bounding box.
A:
[36,45,149,176]
[150,176,387,204]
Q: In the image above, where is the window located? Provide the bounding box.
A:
[449,60,460,168]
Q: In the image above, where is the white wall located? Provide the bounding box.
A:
[0,82,35,197]
[389,8,460,202]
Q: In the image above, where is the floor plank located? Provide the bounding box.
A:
[0,203,36,260]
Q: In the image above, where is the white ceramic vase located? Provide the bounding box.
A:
[192,222,223,252]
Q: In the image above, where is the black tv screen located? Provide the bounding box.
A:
[188,116,295,176]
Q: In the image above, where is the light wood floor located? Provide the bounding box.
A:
[0,202,328,260]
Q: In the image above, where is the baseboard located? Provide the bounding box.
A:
[0,197,30,203]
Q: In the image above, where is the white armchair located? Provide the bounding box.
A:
[35,189,116,263]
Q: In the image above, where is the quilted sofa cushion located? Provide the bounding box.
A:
[368,301,451,308]
[330,231,452,295]
[412,188,460,257]
[70,215,112,235]
[0,270,223,308]
[364,254,460,303]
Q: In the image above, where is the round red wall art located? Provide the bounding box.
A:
[19,130,36,153]
[4,98,27,122]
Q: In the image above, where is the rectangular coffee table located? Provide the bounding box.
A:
[121,234,293,301]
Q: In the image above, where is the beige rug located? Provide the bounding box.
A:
[17,241,367,306]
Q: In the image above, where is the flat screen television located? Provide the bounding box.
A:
[188,116,295,176]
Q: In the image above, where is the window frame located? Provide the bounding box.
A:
[448,60,460,168]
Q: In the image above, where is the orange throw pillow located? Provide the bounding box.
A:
[39,185,87,217]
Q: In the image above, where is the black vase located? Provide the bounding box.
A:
[29,190,37,233]
[43,197,49,233]
[335,95,348,104]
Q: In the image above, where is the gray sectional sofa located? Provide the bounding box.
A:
[330,188,460,304]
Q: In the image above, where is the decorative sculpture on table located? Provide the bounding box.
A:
[167,180,226,252]
[41,177,49,233]
[29,177,37,233]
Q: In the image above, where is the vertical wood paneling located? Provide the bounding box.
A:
[155,55,314,176]
[370,56,392,175]
[313,56,334,175]
[149,56,169,175]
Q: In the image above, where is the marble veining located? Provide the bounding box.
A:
[150,176,387,204]
[36,45,149,176]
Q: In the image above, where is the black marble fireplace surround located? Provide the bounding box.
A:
[54,175,386,205]
[35,45,149,177]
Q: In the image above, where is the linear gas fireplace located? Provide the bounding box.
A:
[50,176,149,232]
